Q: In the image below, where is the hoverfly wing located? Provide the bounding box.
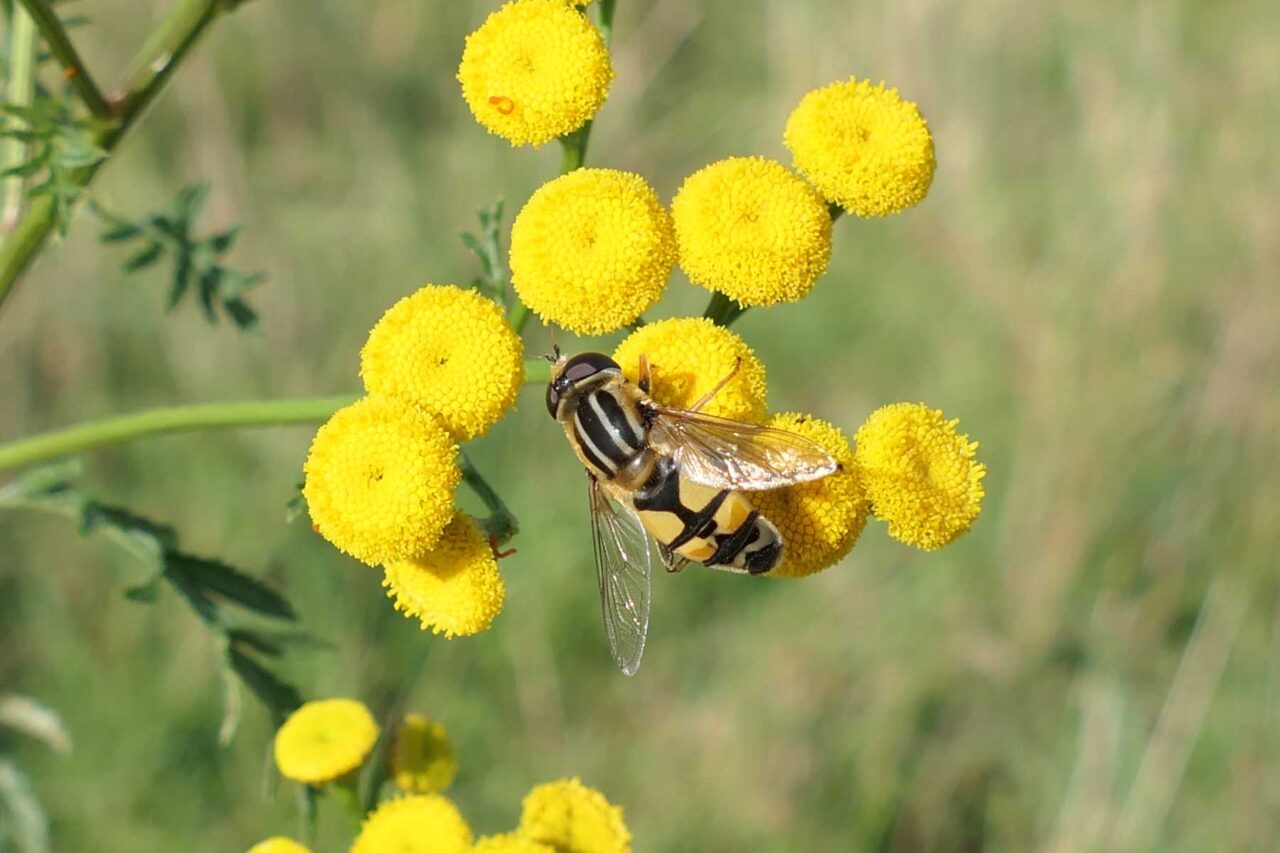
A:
[647,407,838,491]
[587,474,652,676]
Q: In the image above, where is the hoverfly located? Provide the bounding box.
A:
[545,348,838,675]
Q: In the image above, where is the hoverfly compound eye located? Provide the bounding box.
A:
[561,353,621,385]
[545,383,561,419]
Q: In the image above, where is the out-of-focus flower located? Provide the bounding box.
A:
[383,514,506,638]
[361,286,524,442]
[303,397,459,566]
[352,795,472,853]
[613,317,768,423]
[518,778,630,853]
[855,402,985,549]
[458,0,613,147]
[784,78,935,217]
[671,156,832,307]
[246,838,310,853]
[751,413,868,577]
[389,713,458,795]
[510,169,675,334]
[273,699,378,785]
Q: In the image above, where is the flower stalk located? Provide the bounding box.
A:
[0,395,358,474]
[15,0,113,120]
[2,5,37,230]
[703,291,749,328]
[0,0,243,314]
[459,449,518,544]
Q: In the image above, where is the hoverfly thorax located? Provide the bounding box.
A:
[545,352,625,421]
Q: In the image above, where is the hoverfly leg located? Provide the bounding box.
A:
[658,543,687,574]
[637,353,653,394]
[488,534,517,560]
[687,356,743,413]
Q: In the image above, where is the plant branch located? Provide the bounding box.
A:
[459,449,518,544]
[0,395,357,474]
[0,0,240,315]
[15,0,113,120]
[2,4,37,230]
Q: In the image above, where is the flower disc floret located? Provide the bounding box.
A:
[784,78,935,217]
[352,795,472,853]
[475,835,555,853]
[362,286,523,441]
[458,0,613,147]
[518,778,631,853]
[303,397,459,566]
[510,169,675,334]
[273,699,378,785]
[855,402,985,550]
[390,713,458,795]
[751,413,868,577]
[670,156,832,307]
[613,317,767,423]
[383,514,506,638]
[247,839,311,853]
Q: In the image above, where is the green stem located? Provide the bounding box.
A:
[509,301,532,334]
[0,395,357,474]
[459,449,518,544]
[0,0,239,314]
[329,777,366,832]
[15,0,113,120]
[2,4,37,231]
[553,0,616,176]
[703,291,749,328]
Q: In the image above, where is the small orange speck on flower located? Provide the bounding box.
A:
[62,66,77,80]
[489,96,515,115]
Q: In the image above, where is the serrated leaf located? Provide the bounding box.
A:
[99,222,142,243]
[166,554,295,621]
[206,225,241,254]
[80,503,176,549]
[0,695,72,754]
[195,260,218,321]
[0,156,47,179]
[163,564,220,627]
[227,648,302,724]
[0,460,83,503]
[123,579,159,603]
[223,298,258,330]
[122,242,162,272]
[172,183,208,223]
[228,629,283,658]
[1,104,43,122]
[219,269,265,299]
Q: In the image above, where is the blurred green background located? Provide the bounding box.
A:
[2,0,1279,850]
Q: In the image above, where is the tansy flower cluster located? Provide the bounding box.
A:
[458,1,935,324]
[253,698,630,852]
[303,283,522,638]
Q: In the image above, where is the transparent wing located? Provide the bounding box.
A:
[647,407,838,491]
[587,475,652,676]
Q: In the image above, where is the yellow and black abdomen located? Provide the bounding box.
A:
[632,456,782,575]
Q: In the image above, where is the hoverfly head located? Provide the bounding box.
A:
[545,352,620,419]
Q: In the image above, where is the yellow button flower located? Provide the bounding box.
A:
[613,317,767,423]
[361,285,524,441]
[475,835,555,853]
[784,78,935,218]
[854,402,985,550]
[458,0,613,147]
[273,699,379,785]
[303,397,460,566]
[510,168,675,334]
[246,838,310,853]
[352,795,472,853]
[518,778,631,853]
[670,156,832,307]
[389,713,458,795]
[750,413,869,577]
[383,513,506,638]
